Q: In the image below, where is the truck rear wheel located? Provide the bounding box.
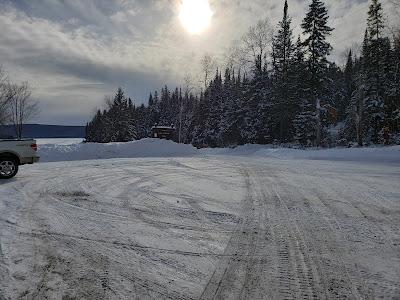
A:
[0,158,19,179]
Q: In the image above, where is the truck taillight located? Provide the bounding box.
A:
[31,143,38,151]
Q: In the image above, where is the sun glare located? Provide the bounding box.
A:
[179,0,213,34]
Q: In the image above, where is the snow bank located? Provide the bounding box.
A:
[203,144,400,165]
[38,139,199,162]
[38,138,400,165]
[36,138,84,145]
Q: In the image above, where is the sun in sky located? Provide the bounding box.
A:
[179,0,213,34]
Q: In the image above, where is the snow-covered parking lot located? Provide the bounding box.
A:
[1,141,400,299]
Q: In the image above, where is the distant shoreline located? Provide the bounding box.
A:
[0,124,85,139]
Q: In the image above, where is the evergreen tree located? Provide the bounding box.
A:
[364,0,388,143]
[220,69,246,146]
[301,0,334,146]
[392,32,400,141]
[271,0,296,142]
[293,37,316,146]
[342,50,355,120]
[191,91,210,147]
[86,88,137,142]
[199,70,224,147]
[367,0,384,40]
[107,88,137,142]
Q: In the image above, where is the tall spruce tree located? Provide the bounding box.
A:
[351,31,370,146]
[207,71,224,146]
[242,65,271,144]
[367,0,384,40]
[343,50,355,120]
[301,0,333,146]
[364,0,388,143]
[86,88,137,142]
[271,0,296,142]
[108,88,137,142]
[393,32,400,140]
[192,91,210,147]
[221,70,246,145]
[293,37,316,146]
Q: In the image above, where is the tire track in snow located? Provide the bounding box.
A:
[2,157,399,299]
[21,229,239,258]
[267,187,322,299]
[200,164,345,299]
[266,172,360,300]
[200,169,262,299]
[242,168,323,300]
[266,164,400,299]
[46,191,239,234]
[1,158,248,299]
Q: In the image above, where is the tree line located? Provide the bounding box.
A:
[86,0,400,147]
[0,68,39,139]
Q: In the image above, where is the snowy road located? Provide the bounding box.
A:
[1,156,399,299]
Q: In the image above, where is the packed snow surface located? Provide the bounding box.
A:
[1,140,399,299]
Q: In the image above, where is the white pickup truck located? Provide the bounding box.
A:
[0,139,40,179]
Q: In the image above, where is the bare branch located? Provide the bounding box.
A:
[388,0,400,16]
[7,82,40,139]
[241,19,274,73]
[0,67,10,125]
[224,42,249,74]
[201,54,217,90]
[223,19,273,78]
[183,73,195,95]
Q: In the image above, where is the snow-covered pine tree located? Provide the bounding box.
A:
[179,91,197,144]
[135,103,149,139]
[158,86,170,126]
[342,50,355,120]
[301,0,334,146]
[364,0,388,143]
[271,0,296,142]
[171,87,180,129]
[241,67,271,144]
[320,62,347,145]
[86,88,137,143]
[220,68,245,146]
[392,32,400,141]
[149,91,160,128]
[343,30,370,146]
[109,88,137,142]
[293,37,316,146]
[204,70,224,147]
[86,109,105,142]
[218,68,234,146]
[380,37,397,143]
[191,91,210,148]
[255,70,273,144]
[147,92,154,131]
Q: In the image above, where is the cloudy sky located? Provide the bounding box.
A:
[0,0,398,125]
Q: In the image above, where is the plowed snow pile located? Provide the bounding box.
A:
[38,138,400,165]
[203,144,400,165]
[38,139,199,162]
